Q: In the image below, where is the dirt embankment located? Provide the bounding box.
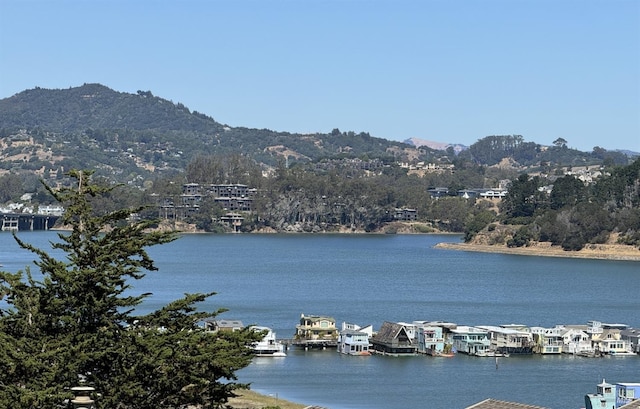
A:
[436,239,640,262]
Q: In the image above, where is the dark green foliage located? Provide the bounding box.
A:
[464,210,497,242]
[500,174,547,224]
[0,170,261,409]
[507,226,534,248]
[550,175,587,210]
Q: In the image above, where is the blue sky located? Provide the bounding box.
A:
[1,0,639,152]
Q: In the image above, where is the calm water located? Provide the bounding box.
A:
[2,232,638,409]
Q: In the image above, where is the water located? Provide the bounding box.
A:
[1,231,638,409]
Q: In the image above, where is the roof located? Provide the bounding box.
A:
[619,400,640,409]
[300,314,335,323]
[466,398,550,409]
[372,321,413,344]
[212,319,244,328]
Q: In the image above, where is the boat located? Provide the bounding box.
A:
[606,349,638,356]
[432,351,455,358]
[474,350,510,358]
[251,326,287,357]
[577,350,604,358]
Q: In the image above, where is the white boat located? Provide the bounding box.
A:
[474,350,510,357]
[251,326,287,357]
[607,349,638,356]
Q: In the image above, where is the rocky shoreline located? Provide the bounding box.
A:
[435,241,640,262]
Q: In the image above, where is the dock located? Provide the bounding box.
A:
[279,338,338,350]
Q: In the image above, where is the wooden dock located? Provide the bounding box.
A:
[279,338,337,350]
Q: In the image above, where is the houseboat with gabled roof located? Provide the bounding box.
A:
[370,321,417,355]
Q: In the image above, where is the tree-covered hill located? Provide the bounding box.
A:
[0,83,222,133]
[0,84,417,184]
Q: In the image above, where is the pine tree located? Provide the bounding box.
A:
[0,170,262,408]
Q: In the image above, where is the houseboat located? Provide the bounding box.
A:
[370,321,417,355]
[531,326,564,354]
[413,322,447,356]
[478,325,534,355]
[450,326,492,356]
[559,326,593,355]
[293,313,339,348]
[250,326,286,357]
[589,321,636,356]
[337,323,372,356]
[585,379,640,409]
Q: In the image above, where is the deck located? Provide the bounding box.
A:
[279,338,338,350]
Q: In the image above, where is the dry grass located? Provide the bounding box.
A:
[228,389,307,409]
[435,241,640,261]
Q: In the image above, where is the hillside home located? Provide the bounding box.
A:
[394,208,417,221]
[450,326,491,356]
[370,321,417,355]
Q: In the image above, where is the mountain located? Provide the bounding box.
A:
[0,84,420,184]
[403,137,467,154]
[0,84,634,189]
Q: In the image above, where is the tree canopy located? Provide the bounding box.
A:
[0,169,261,409]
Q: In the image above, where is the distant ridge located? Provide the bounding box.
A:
[403,137,467,154]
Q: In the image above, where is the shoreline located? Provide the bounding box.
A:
[228,389,308,409]
[435,242,640,262]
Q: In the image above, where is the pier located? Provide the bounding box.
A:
[279,339,338,350]
[1,213,60,231]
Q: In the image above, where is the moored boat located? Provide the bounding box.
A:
[251,326,287,357]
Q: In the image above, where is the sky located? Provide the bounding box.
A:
[1,0,639,153]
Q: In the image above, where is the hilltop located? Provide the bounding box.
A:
[0,84,418,184]
[0,84,634,188]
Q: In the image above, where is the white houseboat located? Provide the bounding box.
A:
[450,326,492,356]
[531,326,564,354]
[478,324,534,355]
[337,322,372,356]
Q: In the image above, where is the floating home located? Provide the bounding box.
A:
[450,326,491,356]
[477,325,534,354]
[585,379,640,409]
[293,313,339,348]
[370,321,417,355]
[337,323,373,356]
